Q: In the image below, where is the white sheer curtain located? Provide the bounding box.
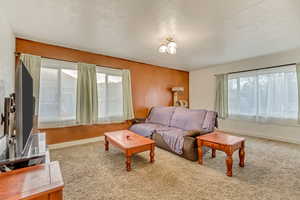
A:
[96,66,124,123]
[38,58,78,128]
[228,65,299,124]
[297,63,300,123]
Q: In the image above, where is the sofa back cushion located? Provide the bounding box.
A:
[170,107,207,131]
[146,106,176,126]
[202,111,218,132]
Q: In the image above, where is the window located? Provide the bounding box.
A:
[228,65,299,123]
[39,59,77,127]
[96,67,123,122]
[39,59,125,127]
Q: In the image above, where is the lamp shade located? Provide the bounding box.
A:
[167,46,176,54]
[158,45,167,53]
[172,87,184,92]
[168,41,177,48]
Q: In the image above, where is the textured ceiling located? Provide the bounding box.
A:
[2,0,300,71]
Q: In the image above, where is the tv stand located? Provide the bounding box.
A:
[0,132,47,171]
[0,161,64,200]
[0,165,12,172]
[0,133,64,200]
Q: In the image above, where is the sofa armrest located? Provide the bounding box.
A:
[184,130,210,138]
[131,118,147,125]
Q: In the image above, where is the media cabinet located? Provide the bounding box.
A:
[0,133,64,200]
[0,161,64,200]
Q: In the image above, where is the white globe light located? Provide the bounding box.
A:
[158,45,167,53]
[167,41,177,48]
[167,46,176,54]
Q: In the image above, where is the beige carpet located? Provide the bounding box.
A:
[50,136,300,200]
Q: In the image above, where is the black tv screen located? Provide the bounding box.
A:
[15,61,34,155]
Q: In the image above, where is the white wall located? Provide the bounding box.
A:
[0,9,15,142]
[0,8,15,107]
[190,48,300,144]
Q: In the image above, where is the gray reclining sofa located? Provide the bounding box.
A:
[129,106,218,161]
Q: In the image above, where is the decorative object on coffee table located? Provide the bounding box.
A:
[197,131,245,177]
[104,130,155,171]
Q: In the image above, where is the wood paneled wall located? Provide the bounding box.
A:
[16,38,189,144]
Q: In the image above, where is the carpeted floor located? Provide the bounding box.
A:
[50,136,300,200]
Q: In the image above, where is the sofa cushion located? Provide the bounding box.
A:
[153,133,210,161]
[155,127,187,155]
[129,123,165,137]
[202,111,218,132]
[146,106,176,126]
[170,107,207,131]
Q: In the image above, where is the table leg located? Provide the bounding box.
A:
[105,136,109,151]
[197,140,203,165]
[212,149,216,158]
[226,152,233,177]
[126,155,131,172]
[239,141,245,168]
[150,144,155,163]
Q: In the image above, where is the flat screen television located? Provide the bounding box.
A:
[15,61,34,156]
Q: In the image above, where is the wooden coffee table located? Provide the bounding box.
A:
[197,131,245,177]
[104,130,155,171]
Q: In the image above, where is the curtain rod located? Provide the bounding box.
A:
[214,62,297,76]
[15,52,124,71]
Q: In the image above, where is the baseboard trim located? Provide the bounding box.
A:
[48,129,300,150]
[48,136,104,150]
[219,128,300,145]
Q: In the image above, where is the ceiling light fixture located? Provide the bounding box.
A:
[159,37,177,55]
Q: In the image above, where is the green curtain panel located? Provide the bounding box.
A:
[20,54,41,117]
[215,74,228,119]
[76,63,98,124]
[122,69,134,120]
[297,64,300,123]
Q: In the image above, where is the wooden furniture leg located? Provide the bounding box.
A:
[212,149,216,158]
[239,141,245,167]
[105,136,109,151]
[226,152,233,177]
[49,190,63,200]
[197,140,203,165]
[150,144,155,163]
[126,155,132,171]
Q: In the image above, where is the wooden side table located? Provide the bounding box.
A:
[197,132,245,177]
